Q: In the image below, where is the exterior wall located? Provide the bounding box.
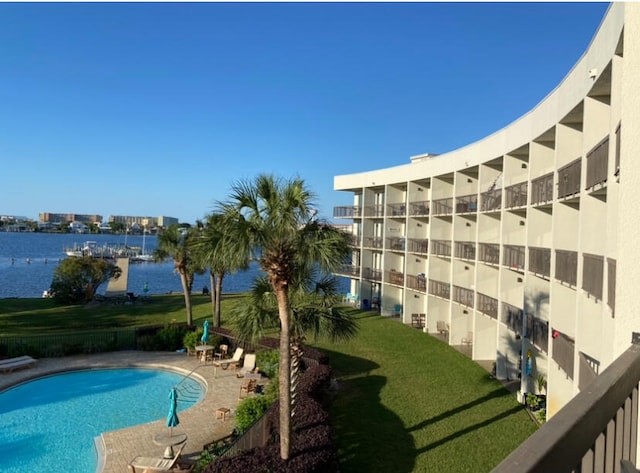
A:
[333,3,639,422]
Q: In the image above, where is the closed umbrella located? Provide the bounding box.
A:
[166,387,179,436]
[201,320,210,344]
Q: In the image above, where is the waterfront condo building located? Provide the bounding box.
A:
[334,2,640,425]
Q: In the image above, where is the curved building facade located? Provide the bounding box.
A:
[333,3,640,420]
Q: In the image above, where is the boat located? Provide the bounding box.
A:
[64,241,142,260]
[131,229,154,262]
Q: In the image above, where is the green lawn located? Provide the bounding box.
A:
[311,310,537,473]
[0,297,535,472]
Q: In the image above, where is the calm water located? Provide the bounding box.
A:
[0,233,347,298]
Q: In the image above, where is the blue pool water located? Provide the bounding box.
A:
[0,368,204,473]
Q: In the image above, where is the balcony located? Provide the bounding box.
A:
[494,342,640,473]
[583,253,604,302]
[431,239,452,258]
[333,206,362,219]
[363,205,384,218]
[502,302,523,335]
[362,236,384,249]
[476,292,498,319]
[452,285,474,307]
[347,234,360,247]
[335,264,360,278]
[429,279,451,299]
[456,194,478,213]
[503,245,525,272]
[556,249,578,287]
[407,238,428,254]
[386,270,405,286]
[480,188,502,212]
[455,241,476,260]
[406,274,427,292]
[386,237,406,252]
[409,201,430,216]
[531,172,554,206]
[558,158,582,200]
[388,203,406,217]
[529,247,551,279]
[586,136,609,190]
[432,197,454,216]
[478,243,500,265]
[505,181,528,208]
[362,267,382,281]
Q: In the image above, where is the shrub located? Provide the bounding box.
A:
[139,324,189,351]
[183,330,203,351]
[256,349,279,379]
[235,396,272,433]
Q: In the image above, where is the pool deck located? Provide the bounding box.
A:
[0,351,252,472]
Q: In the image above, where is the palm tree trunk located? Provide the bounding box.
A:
[275,285,292,461]
[178,270,193,326]
[215,272,224,327]
[209,271,216,323]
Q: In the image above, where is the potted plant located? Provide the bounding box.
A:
[536,374,546,395]
[526,393,540,411]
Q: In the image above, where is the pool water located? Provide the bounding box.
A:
[0,368,204,473]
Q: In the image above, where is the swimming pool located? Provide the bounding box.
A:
[0,368,204,473]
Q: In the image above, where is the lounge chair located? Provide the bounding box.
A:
[128,442,186,473]
[212,348,244,378]
[0,355,37,374]
[235,354,256,378]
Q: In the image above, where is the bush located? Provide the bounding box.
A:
[183,329,222,351]
[139,324,189,351]
[256,349,279,379]
[235,396,273,433]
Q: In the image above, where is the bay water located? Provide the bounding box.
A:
[0,232,347,299]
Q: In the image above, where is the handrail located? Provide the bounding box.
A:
[492,343,640,472]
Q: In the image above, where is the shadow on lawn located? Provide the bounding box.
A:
[323,348,417,473]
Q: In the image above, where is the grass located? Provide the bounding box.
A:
[0,298,536,472]
[311,310,537,473]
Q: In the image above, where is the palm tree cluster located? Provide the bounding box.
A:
[154,174,358,461]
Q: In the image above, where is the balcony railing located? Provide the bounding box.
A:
[386,237,406,252]
[407,238,428,254]
[583,253,604,302]
[615,123,621,174]
[362,267,382,281]
[503,245,525,272]
[480,188,502,212]
[494,342,640,473]
[431,239,452,257]
[525,315,549,353]
[363,205,385,218]
[388,203,406,217]
[558,158,582,199]
[456,194,478,213]
[429,279,451,299]
[406,274,427,292]
[362,236,383,249]
[608,258,616,315]
[529,247,551,278]
[586,136,609,190]
[478,243,500,265]
[335,264,360,278]
[432,197,453,215]
[556,249,578,287]
[452,285,474,307]
[502,302,523,335]
[386,270,404,286]
[505,182,528,208]
[409,201,430,216]
[531,172,554,205]
[476,292,498,319]
[455,241,476,260]
[333,206,362,218]
[552,329,575,379]
[347,234,360,247]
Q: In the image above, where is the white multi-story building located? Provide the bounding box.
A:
[333,2,640,421]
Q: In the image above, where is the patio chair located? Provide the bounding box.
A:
[235,354,256,378]
[462,332,473,346]
[128,441,186,473]
[214,344,228,360]
[239,378,258,399]
[215,348,243,370]
[437,320,449,335]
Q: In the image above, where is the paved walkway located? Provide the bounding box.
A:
[0,351,254,472]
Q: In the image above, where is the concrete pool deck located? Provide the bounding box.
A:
[0,351,252,472]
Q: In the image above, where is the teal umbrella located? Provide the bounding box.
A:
[201,320,210,344]
[166,387,179,436]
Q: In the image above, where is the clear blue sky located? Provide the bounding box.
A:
[0,2,609,224]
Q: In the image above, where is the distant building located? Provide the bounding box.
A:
[40,212,102,224]
[108,215,179,230]
[68,221,89,234]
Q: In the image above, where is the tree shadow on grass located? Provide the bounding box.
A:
[322,348,417,473]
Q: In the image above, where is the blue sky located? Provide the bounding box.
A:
[0,2,609,224]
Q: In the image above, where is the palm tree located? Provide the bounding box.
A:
[218,174,351,460]
[193,212,250,327]
[154,225,201,326]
